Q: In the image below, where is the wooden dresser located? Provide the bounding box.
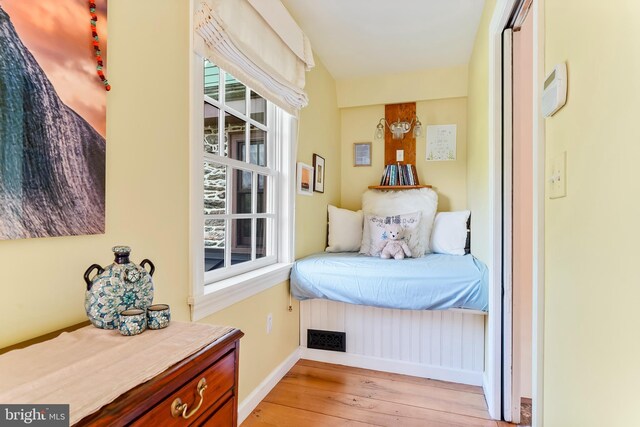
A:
[76,328,244,426]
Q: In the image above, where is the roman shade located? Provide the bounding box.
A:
[194,0,315,116]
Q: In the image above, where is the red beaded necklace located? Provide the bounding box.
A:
[89,1,110,91]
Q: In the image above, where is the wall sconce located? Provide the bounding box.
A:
[374,115,423,141]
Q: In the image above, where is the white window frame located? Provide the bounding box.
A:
[189,53,296,320]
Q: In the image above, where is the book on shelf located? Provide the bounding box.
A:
[378,163,420,187]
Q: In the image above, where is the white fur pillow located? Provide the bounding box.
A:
[326,205,363,252]
[430,210,470,255]
[365,212,422,257]
[360,188,438,256]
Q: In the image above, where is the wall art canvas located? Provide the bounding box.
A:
[0,0,107,240]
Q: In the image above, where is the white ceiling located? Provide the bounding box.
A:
[281,0,486,79]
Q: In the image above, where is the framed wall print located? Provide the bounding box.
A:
[297,162,314,196]
[354,142,371,167]
[312,154,325,193]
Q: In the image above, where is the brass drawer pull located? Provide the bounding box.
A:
[170,378,208,419]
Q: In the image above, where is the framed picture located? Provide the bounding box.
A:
[297,162,314,196]
[354,142,372,167]
[312,154,325,193]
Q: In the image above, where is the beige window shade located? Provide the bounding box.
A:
[194,0,314,116]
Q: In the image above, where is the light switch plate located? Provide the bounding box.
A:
[549,151,567,199]
[396,150,404,162]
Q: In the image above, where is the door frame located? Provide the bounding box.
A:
[501,27,516,423]
[487,0,545,424]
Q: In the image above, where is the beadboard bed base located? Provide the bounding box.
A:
[300,299,485,386]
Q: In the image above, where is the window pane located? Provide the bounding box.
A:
[232,169,252,214]
[204,162,226,215]
[257,175,267,213]
[250,91,267,124]
[204,60,219,100]
[226,112,246,161]
[225,73,246,114]
[204,219,225,271]
[250,125,267,167]
[231,219,252,265]
[204,103,223,155]
[256,218,266,259]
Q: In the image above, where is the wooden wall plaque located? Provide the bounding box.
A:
[384,102,416,165]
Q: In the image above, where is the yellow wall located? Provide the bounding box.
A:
[466,0,495,264]
[201,281,297,402]
[0,0,192,349]
[295,60,342,258]
[543,1,640,425]
[340,98,468,212]
[0,2,341,409]
[336,65,468,108]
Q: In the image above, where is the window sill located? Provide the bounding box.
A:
[189,262,293,321]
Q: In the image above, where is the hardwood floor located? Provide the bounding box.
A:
[243,360,517,427]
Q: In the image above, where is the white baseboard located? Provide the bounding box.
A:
[237,347,302,424]
[301,347,483,386]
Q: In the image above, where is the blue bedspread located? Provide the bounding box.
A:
[290,252,488,311]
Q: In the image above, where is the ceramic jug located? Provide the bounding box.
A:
[84,246,155,329]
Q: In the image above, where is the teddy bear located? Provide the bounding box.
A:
[378,223,412,260]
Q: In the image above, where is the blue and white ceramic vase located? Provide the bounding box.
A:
[84,246,155,329]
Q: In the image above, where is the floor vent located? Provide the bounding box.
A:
[307,329,346,352]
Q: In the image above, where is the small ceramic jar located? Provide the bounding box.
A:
[147,304,171,330]
[119,309,147,336]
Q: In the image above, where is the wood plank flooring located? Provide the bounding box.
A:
[243,359,517,427]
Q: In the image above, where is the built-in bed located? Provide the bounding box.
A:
[292,252,487,311]
[291,251,488,386]
[291,187,488,385]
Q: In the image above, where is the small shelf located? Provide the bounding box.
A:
[368,185,432,190]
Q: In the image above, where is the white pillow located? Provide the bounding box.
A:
[430,210,471,255]
[326,205,363,252]
[360,188,438,255]
[364,212,422,257]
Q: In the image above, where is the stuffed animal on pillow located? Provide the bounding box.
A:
[378,224,412,260]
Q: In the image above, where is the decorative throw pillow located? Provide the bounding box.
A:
[430,210,471,255]
[364,211,422,257]
[325,205,364,252]
[360,188,438,255]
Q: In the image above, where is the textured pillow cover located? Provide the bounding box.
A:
[365,212,422,257]
[360,188,438,255]
[325,205,363,252]
[430,210,471,255]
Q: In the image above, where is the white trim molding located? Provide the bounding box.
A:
[238,347,302,424]
[301,348,483,386]
[486,0,519,418]
[189,263,292,320]
[488,0,545,424]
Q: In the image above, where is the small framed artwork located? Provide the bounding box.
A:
[297,162,314,196]
[354,142,371,167]
[312,154,325,193]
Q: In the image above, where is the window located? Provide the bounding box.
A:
[191,56,295,318]
[201,59,278,282]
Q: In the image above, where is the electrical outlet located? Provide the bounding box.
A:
[396,150,404,162]
[266,313,273,334]
[549,151,567,199]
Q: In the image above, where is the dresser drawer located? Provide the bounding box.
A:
[132,351,236,426]
[193,396,234,427]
